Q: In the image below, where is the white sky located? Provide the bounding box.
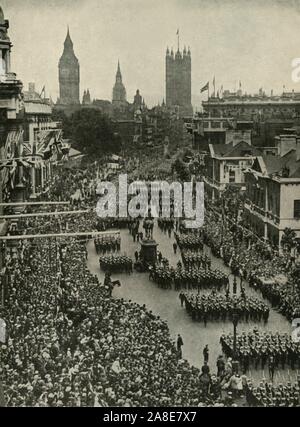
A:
[2,0,300,107]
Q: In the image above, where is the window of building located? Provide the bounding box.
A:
[229,169,235,183]
[241,150,251,156]
[0,49,6,75]
[294,200,300,218]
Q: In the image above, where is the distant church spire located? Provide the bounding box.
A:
[116,60,122,80]
[63,26,74,51]
[112,60,126,106]
[0,6,5,24]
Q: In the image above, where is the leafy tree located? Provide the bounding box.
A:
[171,158,190,181]
[52,108,121,157]
[281,227,296,252]
[52,109,72,138]
[291,264,300,283]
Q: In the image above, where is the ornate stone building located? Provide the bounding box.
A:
[0,5,23,265]
[165,46,192,116]
[58,28,80,105]
[112,61,127,108]
[82,89,91,105]
[0,7,23,121]
[133,89,142,110]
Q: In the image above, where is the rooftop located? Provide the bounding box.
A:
[0,6,5,24]
[252,150,300,179]
[210,141,261,158]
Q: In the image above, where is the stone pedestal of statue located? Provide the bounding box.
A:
[11,183,26,213]
[140,239,158,266]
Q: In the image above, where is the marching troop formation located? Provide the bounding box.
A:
[246,380,300,407]
[220,330,300,371]
[2,160,249,407]
[175,232,204,250]
[181,292,270,324]
[149,265,229,290]
[181,250,212,269]
[94,235,121,254]
[2,238,219,407]
[3,154,300,408]
[99,254,133,273]
[157,217,175,232]
[96,217,140,232]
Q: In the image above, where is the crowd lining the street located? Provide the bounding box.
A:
[2,159,300,407]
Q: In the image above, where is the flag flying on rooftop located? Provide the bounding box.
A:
[200,82,209,93]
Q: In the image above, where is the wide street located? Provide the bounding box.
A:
[87,221,295,385]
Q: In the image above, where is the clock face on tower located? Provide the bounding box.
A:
[60,68,69,78]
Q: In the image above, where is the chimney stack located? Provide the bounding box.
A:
[28,82,35,93]
[296,137,300,161]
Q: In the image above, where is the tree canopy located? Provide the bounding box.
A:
[171,157,190,181]
[281,227,297,252]
[52,108,122,157]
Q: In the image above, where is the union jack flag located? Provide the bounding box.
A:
[23,129,63,160]
[1,130,24,190]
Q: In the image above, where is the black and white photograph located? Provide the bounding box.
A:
[1,0,300,411]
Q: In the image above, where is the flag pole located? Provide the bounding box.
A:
[208,82,210,117]
[208,82,211,144]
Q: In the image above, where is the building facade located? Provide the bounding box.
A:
[165,46,192,116]
[244,150,300,246]
[0,6,23,207]
[0,6,23,269]
[82,89,91,105]
[0,7,23,122]
[22,83,62,198]
[133,89,142,110]
[202,91,300,146]
[189,112,253,150]
[202,91,300,120]
[112,61,127,108]
[58,29,80,105]
[205,141,260,200]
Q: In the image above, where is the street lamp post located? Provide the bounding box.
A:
[232,300,240,373]
[232,301,239,352]
[233,275,238,295]
[0,317,6,406]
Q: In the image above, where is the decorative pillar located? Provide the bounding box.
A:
[31,165,36,198]
[264,181,268,239]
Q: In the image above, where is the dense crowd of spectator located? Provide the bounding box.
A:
[203,209,300,320]
[1,238,228,406]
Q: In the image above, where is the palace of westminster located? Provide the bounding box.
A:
[56,26,193,118]
[2,2,300,250]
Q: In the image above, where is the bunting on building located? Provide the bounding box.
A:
[23,129,63,161]
[1,130,24,191]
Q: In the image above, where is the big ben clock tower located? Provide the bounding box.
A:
[58,28,80,105]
